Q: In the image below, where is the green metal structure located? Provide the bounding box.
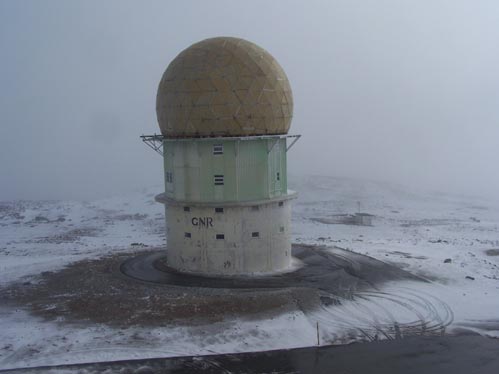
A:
[163,137,288,203]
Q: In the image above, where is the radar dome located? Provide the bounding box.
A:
[156,37,293,138]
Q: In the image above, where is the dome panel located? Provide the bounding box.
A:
[156,37,293,138]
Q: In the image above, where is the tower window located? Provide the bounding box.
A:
[251,206,259,211]
[213,144,223,155]
[184,206,190,212]
[214,175,224,185]
[166,171,173,183]
[185,232,191,238]
[215,207,224,213]
[277,172,280,181]
[252,232,259,238]
[278,201,284,207]
[216,234,225,240]
[279,226,285,233]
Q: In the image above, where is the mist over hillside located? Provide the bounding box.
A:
[1,0,499,201]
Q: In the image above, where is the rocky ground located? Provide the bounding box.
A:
[0,249,305,326]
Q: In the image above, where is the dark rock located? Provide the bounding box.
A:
[131,242,148,247]
[444,258,452,263]
[465,276,475,280]
[429,239,449,244]
[485,249,499,256]
[34,216,50,223]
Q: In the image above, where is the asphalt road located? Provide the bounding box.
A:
[120,245,424,294]
[4,335,499,374]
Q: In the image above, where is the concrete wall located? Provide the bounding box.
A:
[163,137,287,203]
[164,198,292,275]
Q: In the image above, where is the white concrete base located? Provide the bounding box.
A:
[162,198,293,275]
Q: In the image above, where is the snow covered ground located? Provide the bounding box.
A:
[1,175,498,369]
[293,176,499,338]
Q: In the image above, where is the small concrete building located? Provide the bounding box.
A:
[143,37,300,276]
[354,213,374,226]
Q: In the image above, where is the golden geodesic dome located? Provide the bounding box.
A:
[156,37,293,138]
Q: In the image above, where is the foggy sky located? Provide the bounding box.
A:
[1,0,498,201]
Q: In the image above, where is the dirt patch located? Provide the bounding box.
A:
[310,214,373,226]
[485,249,499,256]
[413,269,450,284]
[400,219,459,227]
[0,249,314,327]
[384,261,411,269]
[27,228,102,244]
[386,251,428,260]
[113,213,149,221]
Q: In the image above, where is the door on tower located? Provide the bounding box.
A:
[269,140,282,196]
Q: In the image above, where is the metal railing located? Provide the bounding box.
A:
[140,133,301,157]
